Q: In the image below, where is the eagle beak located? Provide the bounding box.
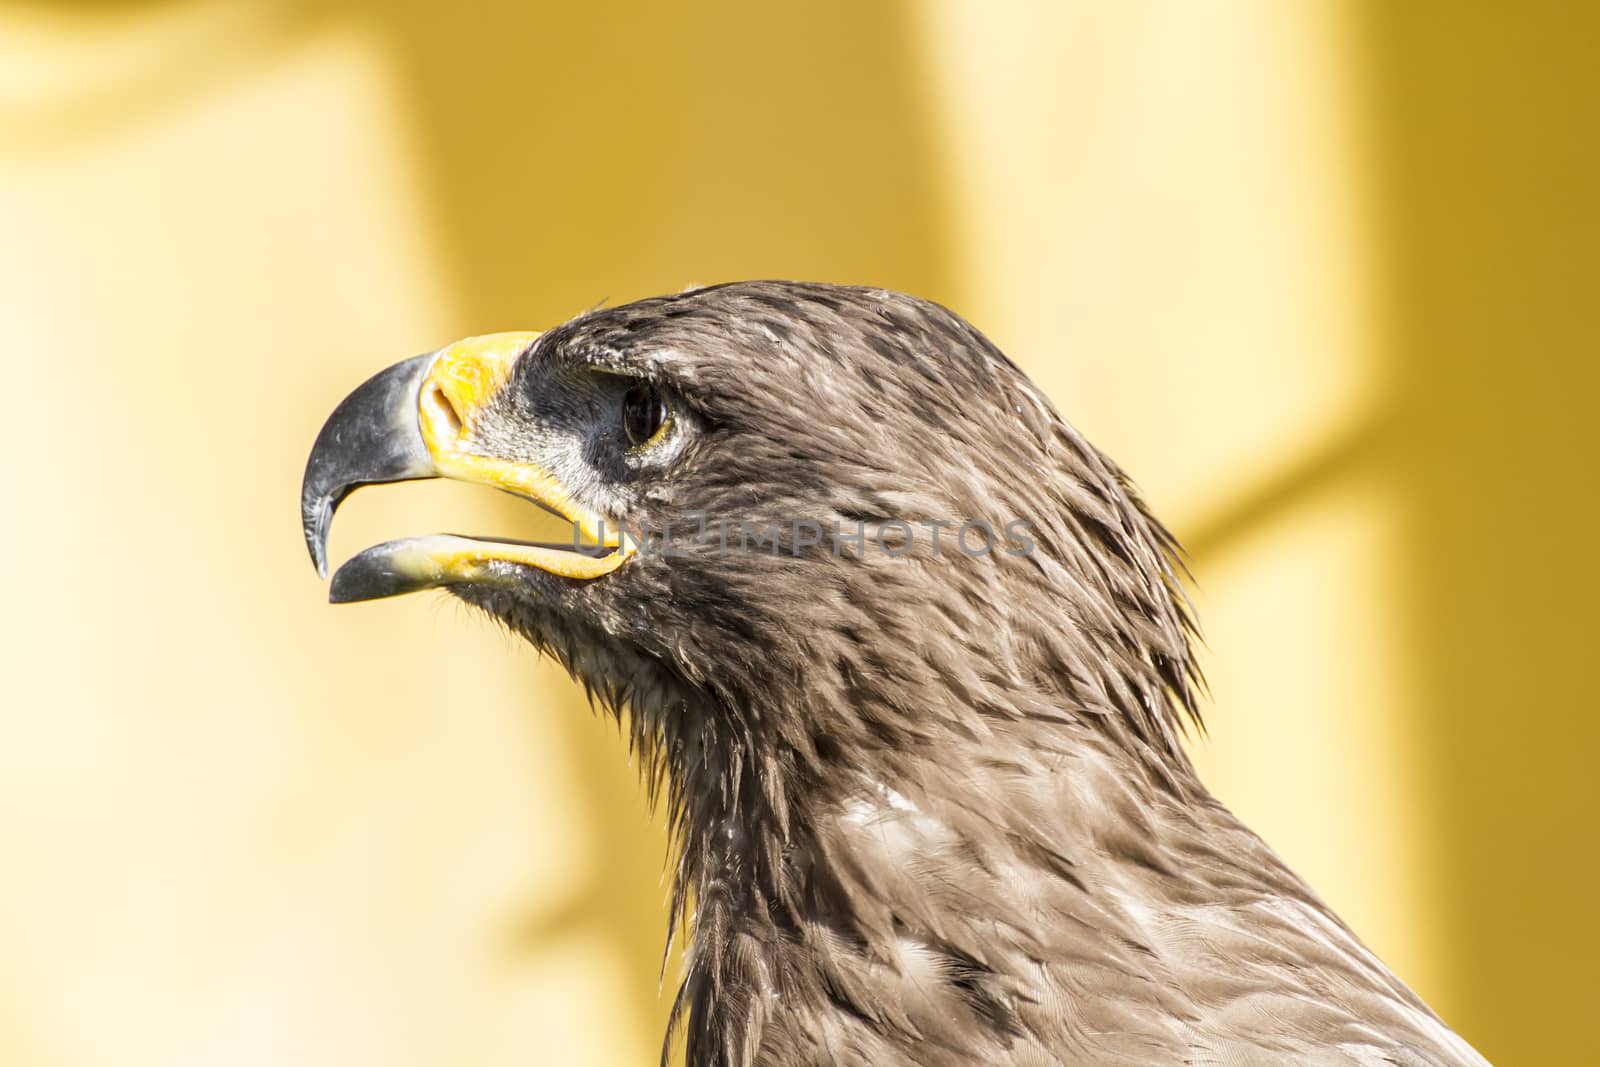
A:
[300,332,633,602]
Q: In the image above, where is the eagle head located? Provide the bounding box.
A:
[303,281,1198,808]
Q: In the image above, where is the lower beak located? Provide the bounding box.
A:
[300,333,633,602]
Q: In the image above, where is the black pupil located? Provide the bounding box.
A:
[623,383,665,446]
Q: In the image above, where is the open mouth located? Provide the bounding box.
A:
[300,333,635,602]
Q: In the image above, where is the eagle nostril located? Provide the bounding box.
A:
[424,381,464,441]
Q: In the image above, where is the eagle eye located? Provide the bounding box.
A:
[622,381,669,448]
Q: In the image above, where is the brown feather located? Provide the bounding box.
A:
[452,282,1486,1066]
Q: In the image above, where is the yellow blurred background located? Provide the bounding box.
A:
[1,2,1593,1064]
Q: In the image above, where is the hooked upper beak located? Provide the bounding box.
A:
[300,332,633,602]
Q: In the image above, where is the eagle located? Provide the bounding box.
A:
[301,282,1487,1067]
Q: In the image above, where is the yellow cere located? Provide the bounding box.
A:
[416,332,636,577]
